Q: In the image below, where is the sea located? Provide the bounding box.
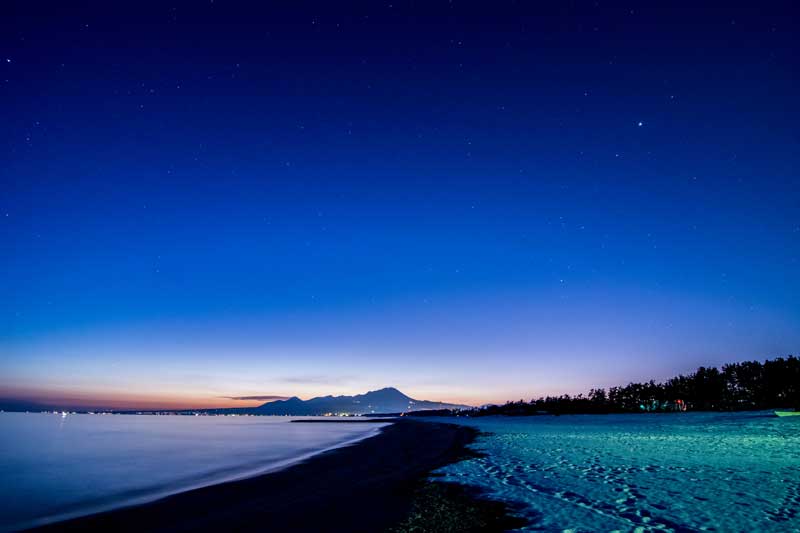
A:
[433,411,800,532]
[0,412,387,531]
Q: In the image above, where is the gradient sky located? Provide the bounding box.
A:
[1,2,798,409]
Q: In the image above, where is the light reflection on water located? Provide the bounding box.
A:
[0,412,386,531]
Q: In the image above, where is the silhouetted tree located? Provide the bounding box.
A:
[429,355,800,416]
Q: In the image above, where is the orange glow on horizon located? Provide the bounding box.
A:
[2,386,509,411]
[0,387,275,411]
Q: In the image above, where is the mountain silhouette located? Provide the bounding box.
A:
[251,387,469,415]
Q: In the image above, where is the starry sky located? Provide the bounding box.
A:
[1,1,798,409]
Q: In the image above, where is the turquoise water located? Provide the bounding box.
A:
[0,412,386,531]
[433,412,800,532]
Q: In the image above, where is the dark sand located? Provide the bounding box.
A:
[30,419,525,533]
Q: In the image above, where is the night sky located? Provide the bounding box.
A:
[1,2,798,409]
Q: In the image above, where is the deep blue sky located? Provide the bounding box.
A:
[1,1,798,408]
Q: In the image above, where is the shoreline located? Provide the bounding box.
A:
[14,421,387,532]
[28,419,526,532]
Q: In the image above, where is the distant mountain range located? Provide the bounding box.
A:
[0,387,471,416]
[248,387,469,415]
[193,387,467,416]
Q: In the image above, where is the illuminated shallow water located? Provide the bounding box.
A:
[432,412,800,532]
[0,412,386,531]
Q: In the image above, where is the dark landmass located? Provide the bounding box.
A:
[408,355,800,417]
[30,419,526,533]
[208,387,470,416]
[94,387,470,417]
[0,387,469,416]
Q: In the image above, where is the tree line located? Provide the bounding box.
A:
[427,356,799,416]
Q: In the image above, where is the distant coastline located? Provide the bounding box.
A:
[5,356,796,418]
[0,387,470,417]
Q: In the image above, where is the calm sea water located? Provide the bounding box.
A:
[434,412,800,532]
[0,412,387,531]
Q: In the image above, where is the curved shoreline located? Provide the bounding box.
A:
[28,419,525,532]
[15,423,387,532]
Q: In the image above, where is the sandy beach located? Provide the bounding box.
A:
[28,419,524,532]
